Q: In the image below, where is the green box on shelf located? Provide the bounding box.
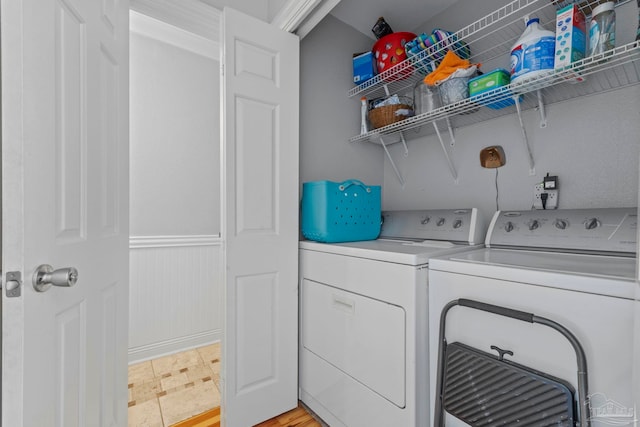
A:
[468,68,522,110]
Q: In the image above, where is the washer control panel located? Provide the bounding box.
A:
[380,208,485,244]
[487,208,637,254]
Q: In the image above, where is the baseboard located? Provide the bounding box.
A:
[128,329,221,364]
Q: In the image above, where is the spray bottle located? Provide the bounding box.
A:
[360,97,369,135]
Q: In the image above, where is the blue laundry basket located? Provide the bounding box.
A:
[301,180,381,243]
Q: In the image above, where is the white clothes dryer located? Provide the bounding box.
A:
[299,209,486,427]
[428,208,638,427]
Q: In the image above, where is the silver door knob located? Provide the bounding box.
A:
[33,264,78,292]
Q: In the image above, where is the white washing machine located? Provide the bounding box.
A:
[428,208,638,427]
[299,209,486,427]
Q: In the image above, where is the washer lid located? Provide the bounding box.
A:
[430,247,636,299]
[299,239,481,265]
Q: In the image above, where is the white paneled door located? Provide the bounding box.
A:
[1,0,129,425]
[221,7,300,427]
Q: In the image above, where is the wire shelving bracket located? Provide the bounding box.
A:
[379,134,405,187]
[514,94,536,175]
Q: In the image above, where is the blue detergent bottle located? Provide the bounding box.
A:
[510,16,556,83]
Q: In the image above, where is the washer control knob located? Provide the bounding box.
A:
[585,218,600,230]
[528,220,540,231]
[421,216,430,225]
[453,219,462,229]
[555,219,568,230]
[437,218,445,226]
[504,221,514,232]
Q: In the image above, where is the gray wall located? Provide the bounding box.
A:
[383,89,640,219]
[300,1,640,222]
[300,14,385,187]
[130,32,220,236]
[383,0,640,220]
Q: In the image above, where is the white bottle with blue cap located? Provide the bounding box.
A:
[510,16,556,83]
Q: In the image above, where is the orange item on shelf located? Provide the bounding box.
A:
[424,50,474,86]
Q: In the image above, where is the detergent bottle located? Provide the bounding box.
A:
[510,16,556,83]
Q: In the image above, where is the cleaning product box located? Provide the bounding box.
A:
[353,51,375,84]
[468,69,521,109]
[554,5,586,70]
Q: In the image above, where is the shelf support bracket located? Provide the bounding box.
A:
[514,95,536,176]
[400,132,409,157]
[379,135,405,187]
[536,89,547,128]
[433,121,458,183]
[446,117,456,147]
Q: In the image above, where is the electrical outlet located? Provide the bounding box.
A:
[533,182,558,209]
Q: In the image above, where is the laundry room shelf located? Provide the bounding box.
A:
[348,0,640,182]
[351,41,640,144]
[348,0,636,101]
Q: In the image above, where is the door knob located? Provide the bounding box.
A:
[33,264,78,292]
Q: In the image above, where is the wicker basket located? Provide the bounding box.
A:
[369,102,414,129]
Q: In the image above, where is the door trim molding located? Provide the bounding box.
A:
[130,10,219,60]
[294,0,342,38]
[130,0,221,42]
[270,0,342,39]
[130,235,222,249]
[271,0,321,33]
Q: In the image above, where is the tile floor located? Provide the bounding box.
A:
[128,342,221,427]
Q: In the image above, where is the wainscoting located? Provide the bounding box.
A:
[129,235,222,363]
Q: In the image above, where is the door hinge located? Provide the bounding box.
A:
[5,271,22,298]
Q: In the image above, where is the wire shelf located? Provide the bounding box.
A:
[351,41,640,144]
[347,0,635,101]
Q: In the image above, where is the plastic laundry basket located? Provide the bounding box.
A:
[301,180,381,243]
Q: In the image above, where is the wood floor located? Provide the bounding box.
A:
[171,403,322,427]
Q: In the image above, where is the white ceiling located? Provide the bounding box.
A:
[329,0,454,40]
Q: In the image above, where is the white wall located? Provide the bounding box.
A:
[268,0,288,21]
[199,0,298,23]
[129,14,222,362]
[300,14,385,187]
[129,238,222,362]
[130,29,220,236]
[200,0,270,22]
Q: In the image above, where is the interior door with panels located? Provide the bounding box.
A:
[221,7,300,427]
[1,0,130,425]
